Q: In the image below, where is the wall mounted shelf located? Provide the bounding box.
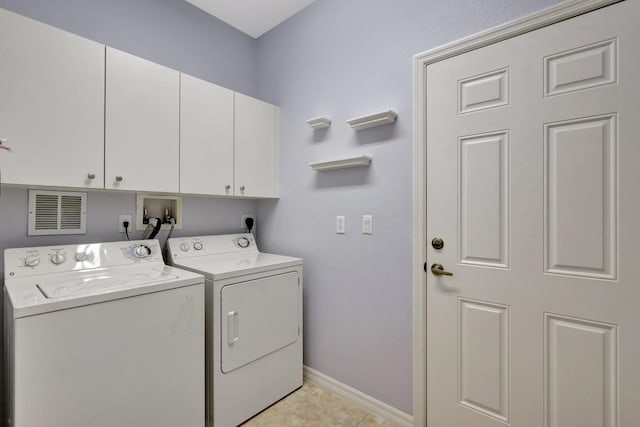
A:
[309,155,372,171]
[346,110,397,130]
[306,116,332,129]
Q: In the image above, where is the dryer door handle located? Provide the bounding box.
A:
[227,311,239,345]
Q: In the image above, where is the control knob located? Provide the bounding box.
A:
[133,245,151,258]
[24,255,40,267]
[180,242,190,252]
[75,252,89,262]
[237,237,250,248]
[50,252,66,265]
[193,242,203,251]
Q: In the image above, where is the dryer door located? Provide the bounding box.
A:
[220,271,300,373]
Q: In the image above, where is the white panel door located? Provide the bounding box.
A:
[0,9,104,188]
[220,272,300,373]
[180,73,234,196]
[426,2,639,426]
[234,93,279,198]
[105,47,179,193]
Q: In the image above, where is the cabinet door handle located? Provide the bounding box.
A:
[239,185,246,191]
[87,173,96,180]
[115,176,123,182]
[225,185,231,190]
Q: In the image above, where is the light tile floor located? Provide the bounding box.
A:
[241,381,399,427]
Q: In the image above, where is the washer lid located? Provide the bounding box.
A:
[5,265,204,318]
[36,267,180,299]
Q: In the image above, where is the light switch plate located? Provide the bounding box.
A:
[362,215,373,234]
[336,216,345,234]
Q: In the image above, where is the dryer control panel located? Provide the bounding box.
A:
[167,234,256,260]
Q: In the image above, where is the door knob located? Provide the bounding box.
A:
[431,263,453,276]
[225,185,231,190]
[239,185,246,191]
[87,173,96,180]
[115,176,123,182]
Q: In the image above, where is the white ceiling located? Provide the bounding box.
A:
[185,0,316,39]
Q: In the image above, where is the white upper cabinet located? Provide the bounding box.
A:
[0,9,105,188]
[234,93,279,198]
[180,73,234,196]
[105,47,179,193]
[0,10,279,198]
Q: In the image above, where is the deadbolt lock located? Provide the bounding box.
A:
[431,237,444,250]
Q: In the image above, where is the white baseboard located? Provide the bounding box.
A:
[303,365,413,427]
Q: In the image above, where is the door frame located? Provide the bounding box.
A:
[411,0,621,425]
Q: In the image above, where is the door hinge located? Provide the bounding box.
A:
[424,262,427,272]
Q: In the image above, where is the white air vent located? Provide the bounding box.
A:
[28,190,87,235]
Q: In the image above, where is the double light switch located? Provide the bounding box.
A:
[335,215,373,234]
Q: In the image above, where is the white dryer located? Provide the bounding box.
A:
[3,239,205,427]
[167,233,302,427]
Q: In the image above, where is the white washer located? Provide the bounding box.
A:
[167,233,302,427]
[3,239,205,427]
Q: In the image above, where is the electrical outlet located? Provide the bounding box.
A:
[241,214,255,231]
[336,216,345,234]
[119,214,132,233]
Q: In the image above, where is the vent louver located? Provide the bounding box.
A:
[34,194,59,230]
[28,190,87,235]
[60,195,83,230]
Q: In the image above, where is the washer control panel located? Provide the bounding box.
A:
[168,234,256,259]
[129,244,152,259]
[5,239,164,278]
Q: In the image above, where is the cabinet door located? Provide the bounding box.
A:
[180,74,234,196]
[105,47,179,192]
[0,9,105,188]
[234,93,279,198]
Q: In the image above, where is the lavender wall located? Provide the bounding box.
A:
[255,0,563,414]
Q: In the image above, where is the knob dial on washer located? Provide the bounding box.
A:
[180,242,190,252]
[50,253,66,265]
[24,255,40,267]
[193,242,203,251]
[133,245,151,258]
[75,252,89,262]
[237,237,250,248]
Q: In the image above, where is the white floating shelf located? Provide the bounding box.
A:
[309,155,372,171]
[346,110,397,130]
[306,116,332,129]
